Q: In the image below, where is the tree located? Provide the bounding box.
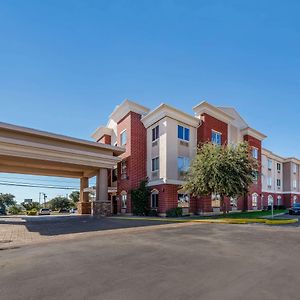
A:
[0,193,16,213]
[21,202,41,211]
[48,196,71,210]
[131,180,150,216]
[69,191,80,203]
[183,142,258,213]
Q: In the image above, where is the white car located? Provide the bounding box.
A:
[38,208,51,215]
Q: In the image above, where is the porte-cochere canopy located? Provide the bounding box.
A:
[0,122,125,215]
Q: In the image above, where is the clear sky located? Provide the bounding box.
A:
[1,0,300,202]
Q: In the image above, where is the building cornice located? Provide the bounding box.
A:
[241,127,267,141]
[193,101,235,124]
[262,148,285,162]
[109,99,150,124]
[91,127,113,141]
[141,103,200,128]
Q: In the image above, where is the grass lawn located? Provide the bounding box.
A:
[192,209,287,219]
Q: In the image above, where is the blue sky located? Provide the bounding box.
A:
[0,0,300,202]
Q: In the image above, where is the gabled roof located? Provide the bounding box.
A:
[193,101,234,124]
[141,103,200,128]
[109,99,150,123]
[217,107,248,129]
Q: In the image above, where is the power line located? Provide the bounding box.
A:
[0,181,79,190]
[0,175,79,184]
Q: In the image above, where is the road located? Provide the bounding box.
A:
[1,221,300,300]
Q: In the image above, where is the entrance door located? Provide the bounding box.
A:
[112,196,118,214]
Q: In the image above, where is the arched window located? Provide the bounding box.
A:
[252,193,258,208]
[293,196,297,204]
[277,196,282,206]
[120,191,127,209]
[268,195,274,206]
[151,189,159,209]
[178,189,190,208]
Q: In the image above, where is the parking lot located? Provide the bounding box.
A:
[1,218,300,300]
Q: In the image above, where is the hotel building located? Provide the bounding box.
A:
[92,99,299,215]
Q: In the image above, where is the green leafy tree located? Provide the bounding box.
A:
[69,191,80,203]
[49,196,71,210]
[184,142,258,213]
[21,202,41,211]
[131,180,150,216]
[0,193,16,213]
[8,205,24,215]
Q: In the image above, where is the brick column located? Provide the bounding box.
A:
[92,168,112,216]
[77,177,91,214]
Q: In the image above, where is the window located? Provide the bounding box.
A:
[268,195,274,205]
[252,147,258,159]
[293,196,297,204]
[151,191,159,208]
[121,192,127,209]
[293,163,297,174]
[178,194,190,208]
[253,171,259,182]
[267,159,272,170]
[277,179,281,188]
[152,157,159,172]
[252,193,258,207]
[178,157,190,173]
[267,176,272,188]
[152,125,159,142]
[211,130,222,145]
[120,130,127,146]
[112,168,118,182]
[293,180,297,189]
[121,161,127,175]
[277,196,282,206]
[178,125,190,141]
[277,163,281,172]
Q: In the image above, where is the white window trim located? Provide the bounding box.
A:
[211,130,222,145]
[120,129,127,146]
[178,125,190,142]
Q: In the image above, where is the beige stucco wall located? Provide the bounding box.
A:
[147,117,197,184]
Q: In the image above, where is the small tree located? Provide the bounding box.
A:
[184,142,258,213]
[21,201,41,211]
[48,196,71,210]
[69,191,80,203]
[131,180,149,216]
[0,193,16,213]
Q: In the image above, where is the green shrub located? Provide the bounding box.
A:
[26,209,37,216]
[8,205,23,215]
[166,207,182,218]
[146,209,158,217]
[131,180,149,216]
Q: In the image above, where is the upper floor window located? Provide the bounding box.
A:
[211,130,221,145]
[267,159,272,170]
[120,130,127,146]
[267,176,272,187]
[277,163,281,172]
[121,161,127,180]
[293,180,297,189]
[152,125,159,142]
[152,157,159,172]
[277,179,281,187]
[253,171,259,182]
[178,125,190,141]
[293,163,297,174]
[178,157,190,173]
[252,147,258,159]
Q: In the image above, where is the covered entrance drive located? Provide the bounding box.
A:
[0,122,124,216]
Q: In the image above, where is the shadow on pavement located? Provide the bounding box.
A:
[0,215,172,236]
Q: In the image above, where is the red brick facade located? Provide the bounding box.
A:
[197,113,228,146]
[117,112,147,213]
[98,134,111,145]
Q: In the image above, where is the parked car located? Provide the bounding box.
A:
[38,208,51,215]
[58,208,69,213]
[0,207,7,215]
[289,203,300,215]
[70,208,77,214]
